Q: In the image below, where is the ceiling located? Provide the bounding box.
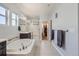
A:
[3,3,56,17]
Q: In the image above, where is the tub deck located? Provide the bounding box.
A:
[7,39,35,56]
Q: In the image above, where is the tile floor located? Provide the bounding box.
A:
[32,40,60,56]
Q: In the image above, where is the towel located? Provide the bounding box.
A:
[57,30,65,47]
[51,30,54,40]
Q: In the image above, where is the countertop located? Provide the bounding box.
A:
[0,38,8,42]
[0,36,18,43]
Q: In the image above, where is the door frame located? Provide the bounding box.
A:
[40,20,52,40]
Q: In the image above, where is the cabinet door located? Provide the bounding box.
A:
[0,41,6,56]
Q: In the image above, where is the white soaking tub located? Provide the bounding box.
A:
[7,39,35,56]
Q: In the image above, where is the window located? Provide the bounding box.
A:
[0,6,6,24]
[0,6,19,26]
[11,13,17,26]
[11,13,19,26]
[7,10,10,25]
[16,16,19,26]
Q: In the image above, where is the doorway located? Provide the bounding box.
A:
[42,21,48,40]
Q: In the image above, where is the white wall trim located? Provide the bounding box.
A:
[52,41,64,56]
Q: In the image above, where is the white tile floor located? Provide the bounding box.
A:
[33,40,60,56]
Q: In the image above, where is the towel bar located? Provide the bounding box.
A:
[64,30,68,32]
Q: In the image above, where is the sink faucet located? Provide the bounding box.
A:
[21,43,25,50]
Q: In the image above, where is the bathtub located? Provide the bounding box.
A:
[7,39,35,55]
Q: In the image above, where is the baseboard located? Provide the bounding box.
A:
[52,41,64,56]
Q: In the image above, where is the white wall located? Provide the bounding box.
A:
[78,4,79,56]
[0,24,19,39]
[51,3,78,56]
